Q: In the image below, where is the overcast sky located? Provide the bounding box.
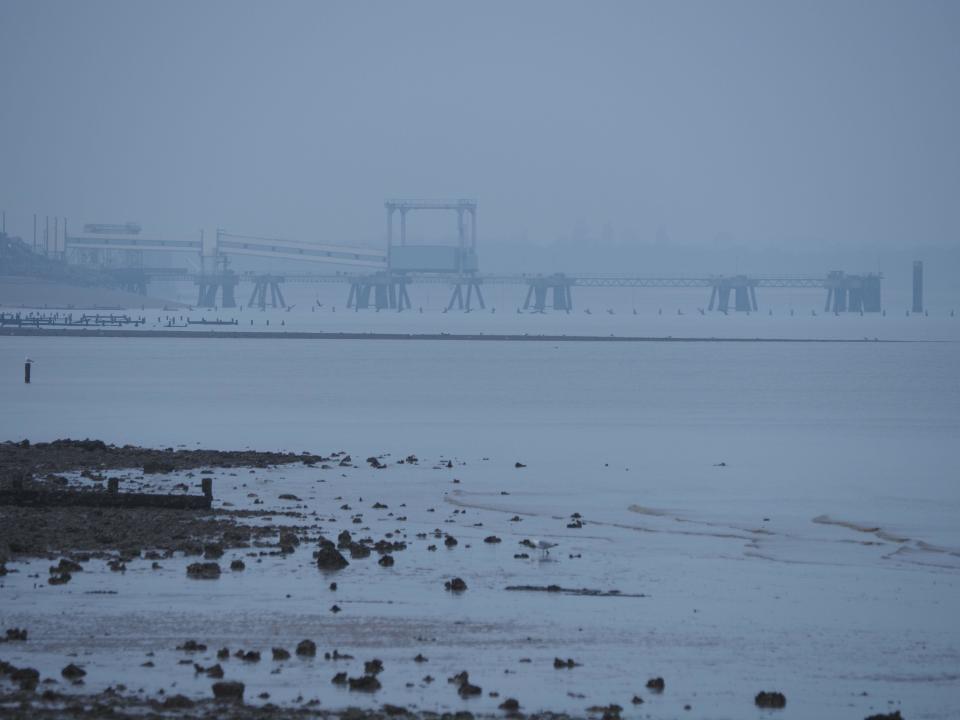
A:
[1,1,958,255]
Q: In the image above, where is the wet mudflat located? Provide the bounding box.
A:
[2,444,957,720]
[1,337,958,719]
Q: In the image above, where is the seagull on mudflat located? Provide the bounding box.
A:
[532,539,558,558]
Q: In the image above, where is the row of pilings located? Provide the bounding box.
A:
[187,271,892,313]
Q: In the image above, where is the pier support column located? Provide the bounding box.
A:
[863,274,882,312]
[374,283,388,310]
[446,276,485,311]
[196,271,239,308]
[247,275,285,310]
[912,261,923,313]
[347,273,411,311]
[716,284,732,313]
[708,276,756,312]
[524,275,572,312]
[734,286,750,312]
[533,286,547,311]
[848,285,864,313]
[824,271,882,313]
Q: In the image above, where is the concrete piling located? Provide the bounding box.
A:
[912,261,924,314]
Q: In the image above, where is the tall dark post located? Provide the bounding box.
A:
[456,209,465,270]
[386,205,393,269]
[912,261,923,314]
[24,360,32,384]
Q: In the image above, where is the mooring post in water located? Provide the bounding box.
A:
[108,477,119,494]
[202,477,213,499]
[24,358,32,384]
[912,260,924,314]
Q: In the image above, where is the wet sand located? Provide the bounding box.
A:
[3,439,949,720]
[0,442,602,719]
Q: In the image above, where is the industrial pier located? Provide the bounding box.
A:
[1,200,916,314]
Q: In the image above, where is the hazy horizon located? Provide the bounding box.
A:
[2,1,958,264]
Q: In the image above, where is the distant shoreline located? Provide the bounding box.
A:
[0,327,924,342]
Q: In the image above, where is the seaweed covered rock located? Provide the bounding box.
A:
[296,639,317,657]
[755,691,787,709]
[50,558,82,574]
[60,664,86,681]
[316,541,349,571]
[444,577,467,592]
[211,681,244,702]
[186,562,221,579]
[162,694,195,709]
[348,674,381,692]
[10,667,40,690]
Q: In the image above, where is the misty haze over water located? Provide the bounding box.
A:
[2,1,959,299]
